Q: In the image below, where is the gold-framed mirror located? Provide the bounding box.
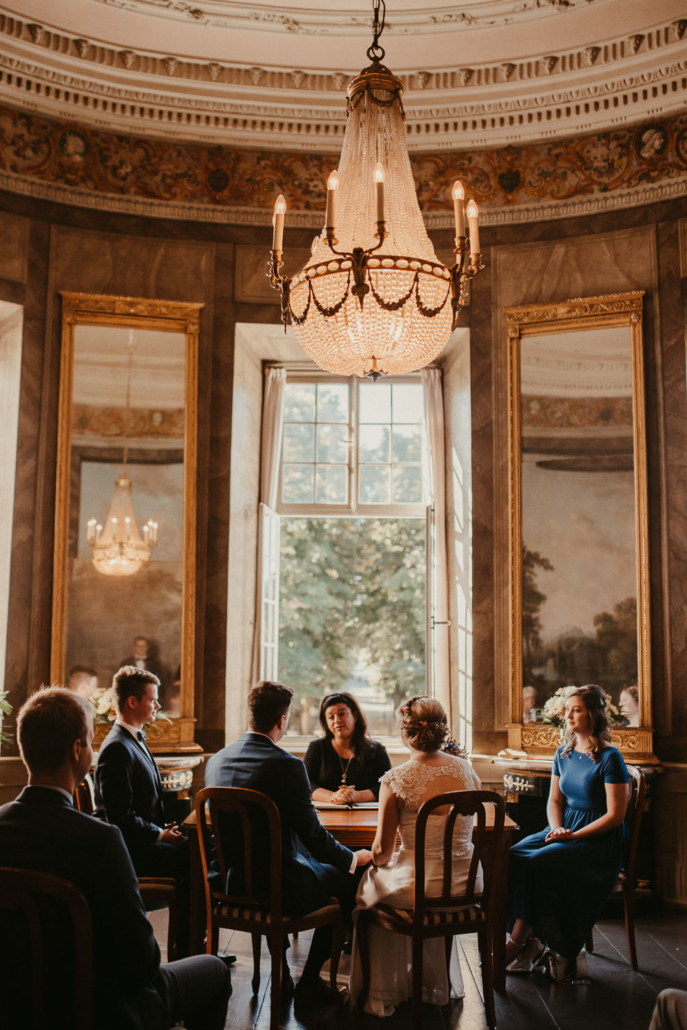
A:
[505,292,656,764]
[51,293,203,752]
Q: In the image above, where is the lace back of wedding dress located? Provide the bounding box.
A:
[381,756,479,858]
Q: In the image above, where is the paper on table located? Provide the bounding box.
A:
[314,801,380,811]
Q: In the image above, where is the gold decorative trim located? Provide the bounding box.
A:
[505,291,655,764]
[52,292,203,753]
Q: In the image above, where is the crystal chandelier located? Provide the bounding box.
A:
[86,332,158,577]
[268,0,483,379]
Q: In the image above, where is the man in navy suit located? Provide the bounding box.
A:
[205,681,373,1008]
[0,687,230,1030]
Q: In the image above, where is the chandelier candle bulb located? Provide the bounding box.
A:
[374,163,385,224]
[326,170,339,230]
[452,181,466,238]
[272,195,286,251]
[467,199,480,256]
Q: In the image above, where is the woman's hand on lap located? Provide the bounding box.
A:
[545,826,574,842]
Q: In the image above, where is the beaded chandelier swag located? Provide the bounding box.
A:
[268,0,484,379]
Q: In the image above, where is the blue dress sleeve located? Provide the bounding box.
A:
[602,748,629,784]
[552,748,562,776]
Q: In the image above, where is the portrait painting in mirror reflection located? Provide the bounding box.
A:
[519,326,638,724]
[64,324,186,715]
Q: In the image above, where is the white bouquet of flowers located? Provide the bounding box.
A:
[536,685,622,729]
[90,686,172,728]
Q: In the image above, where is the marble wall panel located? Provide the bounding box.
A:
[234,244,311,305]
[0,212,29,284]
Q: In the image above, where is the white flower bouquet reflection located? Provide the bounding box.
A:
[90,686,171,728]
[536,685,623,729]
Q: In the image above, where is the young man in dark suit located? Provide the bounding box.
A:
[0,687,230,1030]
[94,666,194,957]
[205,681,373,1008]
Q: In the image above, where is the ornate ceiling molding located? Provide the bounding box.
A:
[0,10,686,149]
[86,0,613,34]
[0,103,685,228]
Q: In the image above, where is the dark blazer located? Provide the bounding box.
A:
[94,722,165,847]
[303,736,391,799]
[0,786,166,1030]
[121,656,165,682]
[205,732,355,914]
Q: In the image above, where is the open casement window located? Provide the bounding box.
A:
[278,374,426,517]
[257,502,280,681]
[257,370,432,743]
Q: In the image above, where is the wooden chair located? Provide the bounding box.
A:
[0,866,93,1030]
[73,775,179,959]
[586,764,646,970]
[356,789,505,1030]
[195,786,344,1030]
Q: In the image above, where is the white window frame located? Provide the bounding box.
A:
[258,368,433,745]
[278,371,425,519]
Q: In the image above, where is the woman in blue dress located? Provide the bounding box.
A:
[506,684,630,970]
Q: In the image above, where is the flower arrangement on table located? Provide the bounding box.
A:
[441,735,470,760]
[90,687,171,728]
[535,685,623,729]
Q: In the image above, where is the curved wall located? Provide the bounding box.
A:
[0,128,686,762]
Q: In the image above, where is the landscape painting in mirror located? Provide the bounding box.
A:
[519,325,638,726]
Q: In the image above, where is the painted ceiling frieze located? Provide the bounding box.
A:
[0,104,686,226]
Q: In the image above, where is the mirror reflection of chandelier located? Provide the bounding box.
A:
[86,331,159,577]
[268,0,483,379]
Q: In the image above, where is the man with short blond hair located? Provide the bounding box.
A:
[0,686,230,1030]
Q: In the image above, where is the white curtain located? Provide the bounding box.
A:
[421,368,451,717]
[260,367,286,507]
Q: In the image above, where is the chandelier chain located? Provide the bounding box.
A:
[122,330,134,470]
[367,0,386,63]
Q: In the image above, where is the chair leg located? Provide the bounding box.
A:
[270,931,282,1030]
[329,910,344,993]
[412,935,424,1030]
[251,934,262,995]
[480,926,496,1029]
[206,916,218,956]
[586,928,594,954]
[356,913,371,1012]
[624,892,638,971]
[445,935,453,995]
[167,897,178,963]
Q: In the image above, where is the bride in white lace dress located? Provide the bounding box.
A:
[350,696,481,1017]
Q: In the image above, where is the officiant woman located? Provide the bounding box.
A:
[304,693,391,804]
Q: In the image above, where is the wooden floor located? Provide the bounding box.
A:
[150,911,687,1029]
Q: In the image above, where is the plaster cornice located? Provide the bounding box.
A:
[1,9,686,150]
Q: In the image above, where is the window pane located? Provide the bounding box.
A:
[392,424,422,463]
[392,464,423,503]
[317,424,348,463]
[359,424,390,463]
[359,465,390,504]
[283,423,315,462]
[317,384,348,423]
[392,384,424,423]
[282,464,314,503]
[284,383,316,422]
[316,465,347,504]
[359,383,391,424]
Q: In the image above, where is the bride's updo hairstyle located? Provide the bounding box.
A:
[398,695,449,753]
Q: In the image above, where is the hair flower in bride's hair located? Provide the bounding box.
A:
[421,721,427,727]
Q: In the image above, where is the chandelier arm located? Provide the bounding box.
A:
[414,276,451,318]
[368,270,418,312]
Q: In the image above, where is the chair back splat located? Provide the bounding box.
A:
[0,867,93,1030]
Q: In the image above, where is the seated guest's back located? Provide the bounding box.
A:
[0,687,230,1030]
[205,680,373,1005]
[304,692,391,806]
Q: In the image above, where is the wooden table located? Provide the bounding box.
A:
[183,803,517,989]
